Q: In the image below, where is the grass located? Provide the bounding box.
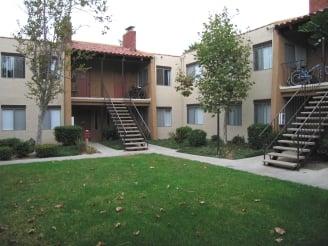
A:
[0,154,327,245]
[150,139,263,159]
[101,139,124,150]
[56,145,81,157]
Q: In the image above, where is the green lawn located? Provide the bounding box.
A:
[0,154,327,245]
[150,139,263,159]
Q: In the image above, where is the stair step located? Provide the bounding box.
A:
[312,96,328,99]
[116,122,136,126]
[108,109,129,112]
[283,133,319,139]
[125,146,148,151]
[278,139,315,145]
[267,152,305,160]
[263,159,299,169]
[124,141,147,146]
[296,117,328,120]
[118,130,140,133]
[112,116,132,119]
[315,91,328,95]
[308,101,328,104]
[273,146,311,152]
[123,137,144,141]
[300,111,328,115]
[117,126,138,129]
[292,122,328,126]
[305,106,328,109]
[287,128,324,132]
[122,133,142,137]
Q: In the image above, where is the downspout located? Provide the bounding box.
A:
[121,56,126,97]
[101,55,105,97]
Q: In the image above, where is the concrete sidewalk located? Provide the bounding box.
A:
[1,142,327,190]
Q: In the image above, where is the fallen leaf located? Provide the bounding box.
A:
[99,210,106,214]
[19,180,23,184]
[274,227,286,235]
[27,228,36,234]
[0,224,8,233]
[114,222,121,228]
[133,230,140,236]
[134,181,138,185]
[96,241,105,246]
[241,208,247,213]
[275,237,283,243]
[166,184,170,189]
[26,198,32,203]
[159,208,165,212]
[149,166,155,169]
[83,184,86,187]
[115,207,123,213]
[27,217,35,224]
[54,203,64,209]
[155,214,161,219]
[51,226,57,231]
[199,201,205,205]
[30,206,34,209]
[179,202,187,207]
[254,199,261,202]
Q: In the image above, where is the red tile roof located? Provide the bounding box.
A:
[275,8,328,29]
[71,40,152,58]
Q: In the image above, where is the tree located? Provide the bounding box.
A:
[175,69,194,97]
[16,0,110,144]
[195,8,253,145]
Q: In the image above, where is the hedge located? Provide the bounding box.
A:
[247,123,275,150]
[35,144,59,158]
[174,126,192,143]
[0,146,14,160]
[188,129,207,147]
[54,126,82,146]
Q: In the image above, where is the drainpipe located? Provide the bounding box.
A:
[101,55,105,97]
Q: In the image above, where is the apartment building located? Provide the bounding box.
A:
[0,0,327,155]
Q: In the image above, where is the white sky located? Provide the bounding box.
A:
[0,0,309,55]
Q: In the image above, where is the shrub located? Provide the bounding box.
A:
[54,126,82,146]
[35,144,59,158]
[103,126,119,140]
[247,124,275,150]
[16,141,31,158]
[0,138,21,152]
[211,135,224,145]
[26,138,36,153]
[0,146,14,160]
[317,131,328,159]
[174,126,192,143]
[231,135,245,145]
[188,129,207,146]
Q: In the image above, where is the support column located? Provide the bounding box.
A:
[64,52,72,125]
[148,57,158,139]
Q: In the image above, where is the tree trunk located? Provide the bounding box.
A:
[223,107,228,143]
[36,106,46,145]
[216,110,220,154]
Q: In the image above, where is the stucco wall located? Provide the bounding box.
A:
[0,37,64,143]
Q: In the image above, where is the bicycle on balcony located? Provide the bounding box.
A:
[287,63,328,86]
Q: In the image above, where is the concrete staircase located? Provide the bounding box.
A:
[263,90,328,169]
[106,101,148,151]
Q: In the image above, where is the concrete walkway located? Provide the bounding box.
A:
[1,142,328,190]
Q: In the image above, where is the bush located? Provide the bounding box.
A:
[54,126,82,146]
[231,135,245,145]
[317,131,328,159]
[103,126,119,140]
[16,142,31,158]
[0,146,14,160]
[211,135,224,145]
[174,126,192,143]
[35,144,59,158]
[26,138,36,153]
[247,124,275,150]
[0,138,21,152]
[188,129,207,147]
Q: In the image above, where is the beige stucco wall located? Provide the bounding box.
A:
[155,25,274,141]
[0,37,64,143]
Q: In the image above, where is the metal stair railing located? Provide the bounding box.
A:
[295,90,328,161]
[127,97,151,148]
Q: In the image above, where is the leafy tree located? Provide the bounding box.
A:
[195,8,253,144]
[175,69,194,97]
[15,0,110,144]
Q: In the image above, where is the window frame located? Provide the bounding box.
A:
[187,104,204,125]
[1,105,26,131]
[186,62,202,80]
[1,52,26,79]
[42,106,61,130]
[157,107,172,127]
[253,41,272,71]
[227,103,242,126]
[156,66,171,86]
[254,99,271,124]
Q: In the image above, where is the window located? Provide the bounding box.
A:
[156,66,171,86]
[157,107,172,127]
[227,103,242,126]
[254,100,271,124]
[42,107,61,130]
[1,106,26,131]
[187,105,204,125]
[285,43,296,64]
[253,42,272,70]
[1,53,25,78]
[186,63,202,79]
[138,68,148,87]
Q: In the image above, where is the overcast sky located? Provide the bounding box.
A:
[0,0,309,55]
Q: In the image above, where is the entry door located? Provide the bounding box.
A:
[76,71,90,97]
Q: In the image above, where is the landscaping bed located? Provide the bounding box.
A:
[0,154,327,245]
